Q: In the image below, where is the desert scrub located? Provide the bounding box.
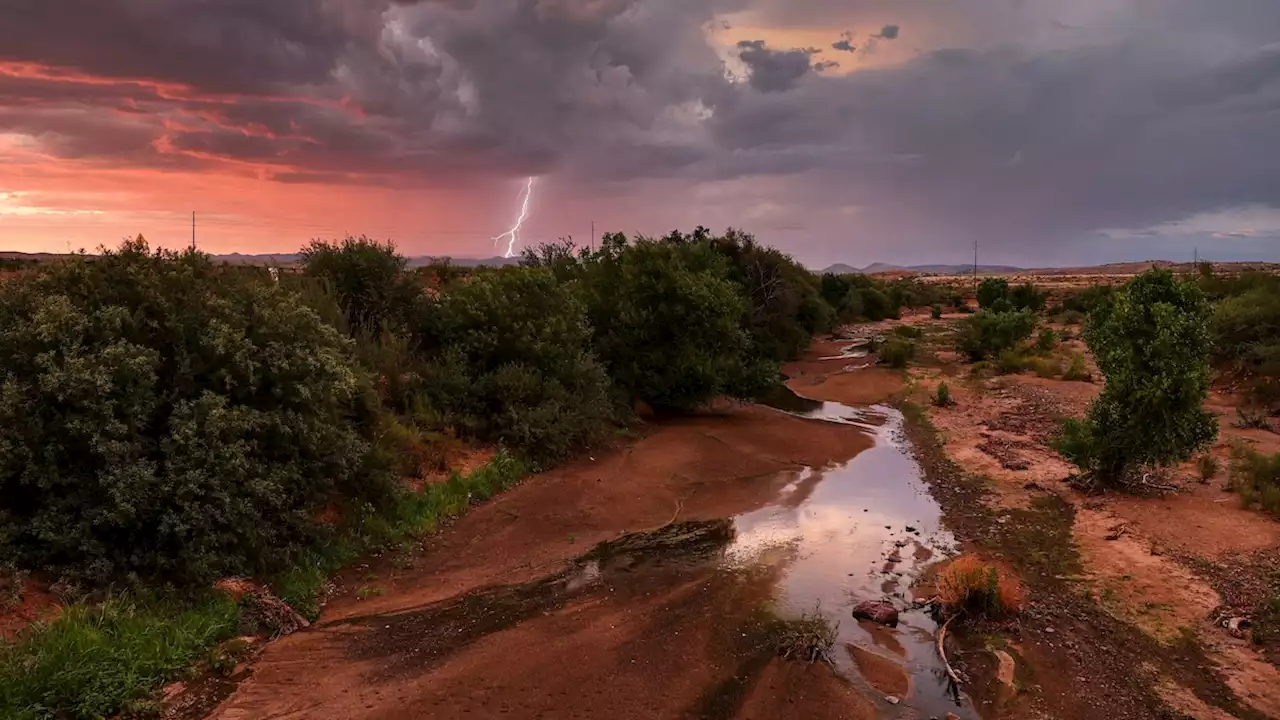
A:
[892,324,923,340]
[0,595,241,720]
[935,556,1025,621]
[1197,454,1220,482]
[931,303,943,319]
[1227,445,1280,515]
[955,309,1036,361]
[1035,328,1057,354]
[1063,351,1092,381]
[996,348,1029,375]
[1029,357,1061,379]
[881,337,916,369]
[933,382,954,407]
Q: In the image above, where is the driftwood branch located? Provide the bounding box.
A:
[937,613,964,694]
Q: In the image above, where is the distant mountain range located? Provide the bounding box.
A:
[820,262,1024,275]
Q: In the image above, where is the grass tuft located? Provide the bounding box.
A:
[936,556,1025,621]
[767,608,838,664]
[1228,445,1280,515]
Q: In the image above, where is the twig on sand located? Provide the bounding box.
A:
[661,498,684,529]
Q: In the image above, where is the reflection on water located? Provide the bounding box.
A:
[747,387,977,719]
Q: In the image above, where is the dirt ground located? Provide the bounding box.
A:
[891,312,1280,720]
[194,347,905,720]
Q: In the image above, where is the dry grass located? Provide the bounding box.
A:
[935,555,1025,620]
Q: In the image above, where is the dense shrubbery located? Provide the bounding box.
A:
[1059,285,1115,315]
[955,309,1037,361]
[977,278,1010,309]
[1053,270,1217,487]
[819,273,897,321]
[577,234,776,412]
[978,277,1045,312]
[1208,271,1280,405]
[299,236,421,337]
[416,268,613,464]
[0,240,391,587]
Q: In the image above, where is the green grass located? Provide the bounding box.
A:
[0,596,241,720]
[1063,351,1091,381]
[275,452,527,620]
[0,453,528,719]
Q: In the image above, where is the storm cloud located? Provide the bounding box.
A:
[1,0,1279,264]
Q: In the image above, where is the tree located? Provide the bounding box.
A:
[299,236,420,337]
[579,235,777,412]
[955,309,1036,361]
[977,277,1010,309]
[417,268,613,465]
[0,239,388,586]
[1053,269,1217,487]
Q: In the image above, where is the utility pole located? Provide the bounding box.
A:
[590,220,595,251]
[191,211,196,251]
[972,238,979,295]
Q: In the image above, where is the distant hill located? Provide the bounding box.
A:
[819,262,1024,275]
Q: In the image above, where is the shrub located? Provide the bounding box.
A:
[931,303,943,319]
[1228,445,1280,515]
[858,286,896,321]
[1061,284,1116,315]
[933,382,954,407]
[417,268,613,464]
[996,349,1029,375]
[768,608,838,663]
[1236,406,1272,431]
[0,240,390,587]
[1035,328,1057,354]
[1029,357,1061,378]
[1063,352,1091,381]
[955,309,1037,361]
[977,277,1010,309]
[1010,283,1048,312]
[1198,454,1220,482]
[881,338,916,369]
[701,228,835,361]
[893,324,923,339]
[936,556,1024,620]
[298,236,421,337]
[580,235,777,412]
[1052,269,1217,487]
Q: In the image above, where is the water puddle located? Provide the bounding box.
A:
[757,387,978,719]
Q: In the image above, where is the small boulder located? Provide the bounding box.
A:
[852,600,899,627]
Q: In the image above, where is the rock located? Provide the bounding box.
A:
[1003,459,1030,471]
[852,600,899,627]
[905,525,918,533]
[946,714,962,720]
[885,695,900,705]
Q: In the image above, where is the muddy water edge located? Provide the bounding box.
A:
[338,386,976,719]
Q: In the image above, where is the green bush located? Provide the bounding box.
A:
[298,236,422,337]
[819,273,899,321]
[977,277,1010,309]
[893,325,923,339]
[1063,352,1092,381]
[931,304,943,320]
[996,349,1029,375]
[1052,269,1217,487]
[1010,283,1047,312]
[1061,285,1116,315]
[1029,357,1061,378]
[0,240,391,587]
[1228,446,1280,515]
[881,338,916,369]
[701,228,834,361]
[1198,454,1220,482]
[1035,328,1057,354]
[0,595,241,720]
[417,268,613,464]
[955,309,1037,361]
[581,235,777,412]
[933,382,954,407]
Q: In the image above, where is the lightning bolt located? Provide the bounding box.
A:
[492,176,537,258]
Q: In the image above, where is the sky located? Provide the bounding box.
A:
[1,0,1279,268]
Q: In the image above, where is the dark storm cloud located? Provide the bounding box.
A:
[2,0,1280,259]
[735,40,819,92]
